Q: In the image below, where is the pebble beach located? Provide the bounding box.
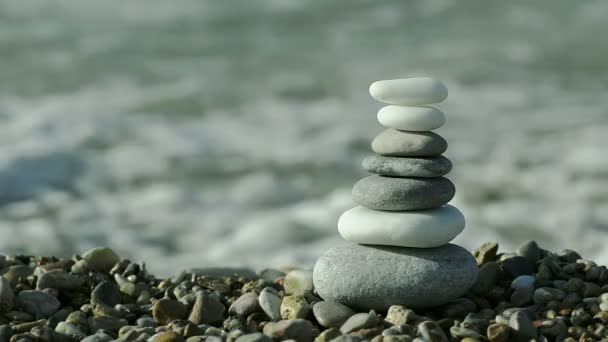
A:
[2,241,608,341]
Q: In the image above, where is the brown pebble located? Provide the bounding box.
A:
[487,323,510,342]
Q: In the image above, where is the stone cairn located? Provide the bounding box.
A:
[313,77,479,310]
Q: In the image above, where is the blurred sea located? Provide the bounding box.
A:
[1,0,608,276]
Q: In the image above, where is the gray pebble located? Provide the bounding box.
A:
[313,244,478,310]
[189,291,225,325]
[55,321,86,340]
[532,287,565,304]
[36,269,84,291]
[517,240,542,265]
[81,247,120,273]
[340,313,380,334]
[259,287,282,321]
[352,175,455,211]
[229,292,260,316]
[0,325,13,342]
[89,316,128,335]
[17,290,61,319]
[449,326,485,340]
[362,155,451,178]
[313,301,355,328]
[263,319,313,342]
[91,281,122,307]
[372,129,448,157]
[81,332,114,342]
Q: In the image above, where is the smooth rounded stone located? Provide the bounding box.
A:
[369,78,448,106]
[188,291,225,325]
[259,287,282,321]
[313,301,355,328]
[0,325,13,342]
[284,269,313,295]
[532,287,565,304]
[235,332,272,342]
[511,275,536,291]
[81,247,120,273]
[81,332,113,342]
[263,319,313,342]
[0,276,15,314]
[280,295,310,320]
[17,290,61,319]
[313,244,478,310]
[36,270,84,291]
[371,129,448,157]
[377,106,446,131]
[152,298,187,325]
[509,311,537,342]
[340,313,380,334]
[362,155,451,178]
[55,321,86,340]
[229,292,260,317]
[91,281,122,307]
[352,176,455,211]
[338,205,464,248]
[517,241,542,265]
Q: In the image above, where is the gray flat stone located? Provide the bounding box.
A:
[352,175,455,211]
[371,129,447,157]
[313,244,478,310]
[312,301,355,328]
[340,312,380,334]
[362,155,452,177]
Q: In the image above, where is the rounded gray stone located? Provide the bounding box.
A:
[312,301,355,328]
[313,244,478,310]
[352,175,455,211]
[371,129,448,157]
[362,155,452,177]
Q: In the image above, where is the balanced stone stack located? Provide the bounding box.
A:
[313,77,479,310]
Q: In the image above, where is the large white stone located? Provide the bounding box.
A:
[377,106,446,131]
[369,78,448,106]
[338,205,465,248]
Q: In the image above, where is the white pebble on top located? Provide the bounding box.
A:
[377,105,446,131]
[369,77,448,106]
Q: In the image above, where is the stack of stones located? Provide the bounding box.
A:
[313,77,479,311]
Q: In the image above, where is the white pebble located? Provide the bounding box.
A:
[377,106,446,131]
[338,205,465,248]
[369,77,448,106]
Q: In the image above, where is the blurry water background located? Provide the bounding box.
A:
[1,0,607,276]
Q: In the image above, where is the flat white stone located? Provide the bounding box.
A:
[377,106,446,131]
[338,205,465,248]
[369,78,448,106]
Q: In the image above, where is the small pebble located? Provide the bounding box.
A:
[229,292,260,317]
[340,313,380,334]
[313,301,355,328]
[259,287,282,321]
